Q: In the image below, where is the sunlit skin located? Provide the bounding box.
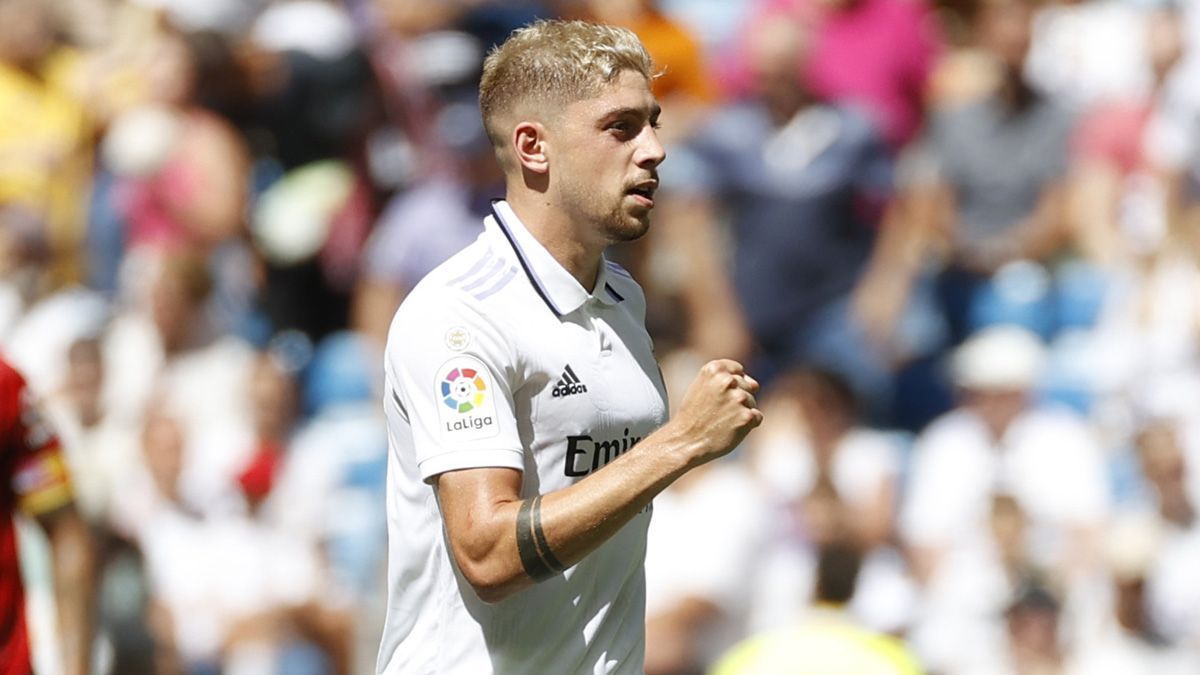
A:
[554,71,664,243]
[505,69,665,290]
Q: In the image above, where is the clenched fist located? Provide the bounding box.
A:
[666,359,763,469]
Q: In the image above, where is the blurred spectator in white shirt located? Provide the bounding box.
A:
[909,494,1035,674]
[44,336,141,530]
[902,326,1109,583]
[747,368,916,636]
[1071,513,1200,675]
[1133,420,1200,651]
[642,349,771,675]
[104,250,257,515]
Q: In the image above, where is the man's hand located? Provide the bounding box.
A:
[665,359,763,469]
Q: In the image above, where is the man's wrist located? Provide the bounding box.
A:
[651,420,707,476]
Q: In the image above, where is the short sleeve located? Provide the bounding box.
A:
[385,289,525,482]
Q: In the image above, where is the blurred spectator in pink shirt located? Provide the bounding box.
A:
[722,0,941,148]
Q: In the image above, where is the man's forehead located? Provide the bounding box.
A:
[574,71,659,117]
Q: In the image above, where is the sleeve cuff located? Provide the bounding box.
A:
[419,447,526,483]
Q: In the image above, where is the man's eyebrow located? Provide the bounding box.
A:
[598,104,662,123]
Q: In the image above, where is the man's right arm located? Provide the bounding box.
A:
[434,359,762,603]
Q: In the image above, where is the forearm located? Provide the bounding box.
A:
[1011,183,1069,261]
[440,422,698,602]
[439,359,761,603]
[538,424,698,569]
[50,512,95,675]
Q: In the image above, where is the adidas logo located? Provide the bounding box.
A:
[552,364,588,398]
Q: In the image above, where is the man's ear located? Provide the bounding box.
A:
[512,121,550,174]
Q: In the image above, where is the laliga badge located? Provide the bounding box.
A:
[445,326,471,352]
[435,355,500,440]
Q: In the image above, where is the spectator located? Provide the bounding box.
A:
[712,540,921,675]
[100,26,250,253]
[747,368,915,637]
[661,17,895,412]
[133,406,330,675]
[1068,2,1186,267]
[906,0,1075,344]
[642,455,768,675]
[1072,514,1200,675]
[750,369,900,548]
[1135,421,1195,530]
[909,493,1036,673]
[103,250,258,514]
[1136,420,1200,650]
[0,0,94,289]
[353,95,500,350]
[43,336,140,529]
[643,349,770,675]
[999,581,1068,675]
[724,0,941,149]
[901,326,1108,583]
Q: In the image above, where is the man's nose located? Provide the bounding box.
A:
[636,126,666,169]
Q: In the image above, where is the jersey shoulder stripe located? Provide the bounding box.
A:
[473,266,519,301]
[446,246,495,287]
[459,255,506,294]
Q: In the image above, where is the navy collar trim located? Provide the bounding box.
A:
[489,199,564,317]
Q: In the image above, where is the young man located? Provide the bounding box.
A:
[1,356,94,675]
[376,20,763,675]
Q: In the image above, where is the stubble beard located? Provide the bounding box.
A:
[601,198,651,243]
[562,176,651,245]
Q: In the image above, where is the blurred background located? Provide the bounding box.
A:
[4,0,1200,673]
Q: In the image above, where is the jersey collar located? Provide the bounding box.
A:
[487,199,624,317]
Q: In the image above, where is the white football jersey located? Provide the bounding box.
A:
[376,200,669,674]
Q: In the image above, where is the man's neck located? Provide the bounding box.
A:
[505,192,605,292]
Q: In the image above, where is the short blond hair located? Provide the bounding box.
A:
[479,20,655,155]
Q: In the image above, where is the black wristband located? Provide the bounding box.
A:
[516,497,555,581]
[530,495,565,573]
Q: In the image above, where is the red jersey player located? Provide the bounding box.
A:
[0,356,93,675]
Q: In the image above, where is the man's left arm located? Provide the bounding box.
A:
[11,382,95,675]
[35,505,95,675]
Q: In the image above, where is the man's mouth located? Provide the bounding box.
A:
[626,181,657,206]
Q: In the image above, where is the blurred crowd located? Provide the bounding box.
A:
[5,0,1200,673]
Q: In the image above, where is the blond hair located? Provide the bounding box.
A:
[479,20,655,157]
